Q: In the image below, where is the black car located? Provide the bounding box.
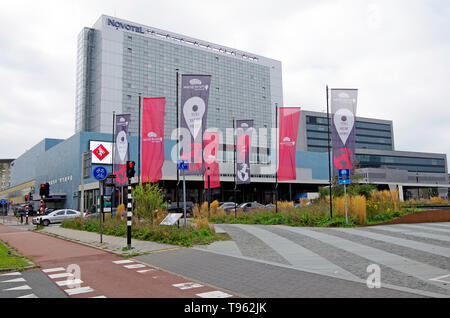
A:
[166,202,194,216]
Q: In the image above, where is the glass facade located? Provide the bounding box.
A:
[305,115,447,174]
[305,116,393,152]
[75,28,96,133]
[121,33,273,137]
[356,154,446,173]
[76,16,281,148]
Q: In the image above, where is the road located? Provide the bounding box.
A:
[0,224,237,299]
[1,216,449,298]
[136,222,450,298]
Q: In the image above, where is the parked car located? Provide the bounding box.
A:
[265,204,276,210]
[239,202,265,212]
[166,202,194,216]
[218,202,238,215]
[32,209,82,226]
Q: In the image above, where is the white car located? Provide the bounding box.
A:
[32,209,82,226]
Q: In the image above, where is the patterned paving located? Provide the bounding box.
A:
[198,222,450,297]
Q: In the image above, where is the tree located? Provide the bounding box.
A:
[132,183,166,224]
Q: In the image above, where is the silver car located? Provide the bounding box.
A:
[32,209,82,226]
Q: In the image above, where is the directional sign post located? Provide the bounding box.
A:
[93,166,108,243]
[339,169,350,224]
[177,160,189,235]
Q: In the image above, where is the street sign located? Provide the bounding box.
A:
[339,169,351,185]
[160,213,183,226]
[0,199,5,205]
[177,160,189,171]
[93,166,108,181]
[90,141,113,164]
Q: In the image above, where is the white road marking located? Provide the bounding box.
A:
[0,278,26,283]
[196,291,233,298]
[56,279,84,287]
[124,264,146,269]
[0,272,21,277]
[18,293,38,298]
[49,273,74,279]
[91,296,107,298]
[4,285,32,291]
[430,274,450,283]
[173,282,204,290]
[42,267,66,273]
[137,269,155,274]
[65,286,94,296]
[112,260,134,265]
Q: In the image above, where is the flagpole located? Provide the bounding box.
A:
[233,118,237,218]
[275,103,279,214]
[326,85,333,218]
[138,94,142,184]
[112,112,116,212]
[176,69,180,213]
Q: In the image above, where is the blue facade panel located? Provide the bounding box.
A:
[296,151,329,180]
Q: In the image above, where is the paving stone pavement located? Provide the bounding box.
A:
[33,221,450,297]
[195,222,450,297]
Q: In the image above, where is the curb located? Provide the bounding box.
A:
[35,228,179,258]
[0,240,38,273]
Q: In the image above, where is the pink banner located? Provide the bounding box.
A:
[142,98,165,183]
[278,107,301,181]
[204,131,220,189]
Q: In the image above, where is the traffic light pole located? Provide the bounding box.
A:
[127,178,133,250]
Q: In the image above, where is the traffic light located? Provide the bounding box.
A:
[126,161,136,179]
[40,183,50,197]
[24,194,29,202]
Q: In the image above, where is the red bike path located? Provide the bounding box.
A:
[0,224,236,298]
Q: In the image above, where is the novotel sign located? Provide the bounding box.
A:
[107,18,145,34]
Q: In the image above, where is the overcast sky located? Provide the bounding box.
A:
[1,0,449,165]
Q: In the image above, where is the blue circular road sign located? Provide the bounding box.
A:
[93,166,108,181]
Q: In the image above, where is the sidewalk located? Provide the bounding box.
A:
[40,226,181,256]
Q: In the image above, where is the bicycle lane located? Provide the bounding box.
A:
[0,224,237,298]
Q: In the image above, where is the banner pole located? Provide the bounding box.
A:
[233,118,237,218]
[327,86,333,218]
[275,104,279,214]
[138,94,142,184]
[176,69,180,213]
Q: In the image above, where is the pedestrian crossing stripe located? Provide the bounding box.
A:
[65,286,94,296]
[4,285,32,291]
[49,273,74,279]
[173,282,204,290]
[0,278,26,283]
[56,279,83,287]
[196,291,233,298]
[113,260,134,264]
[18,294,38,298]
[43,267,66,273]
[124,264,146,269]
[0,272,22,277]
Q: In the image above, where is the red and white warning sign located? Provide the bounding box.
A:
[90,141,113,164]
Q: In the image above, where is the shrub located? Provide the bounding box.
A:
[333,195,367,224]
[132,183,166,224]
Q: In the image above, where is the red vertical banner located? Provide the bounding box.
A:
[142,98,165,183]
[204,131,220,189]
[278,107,301,181]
